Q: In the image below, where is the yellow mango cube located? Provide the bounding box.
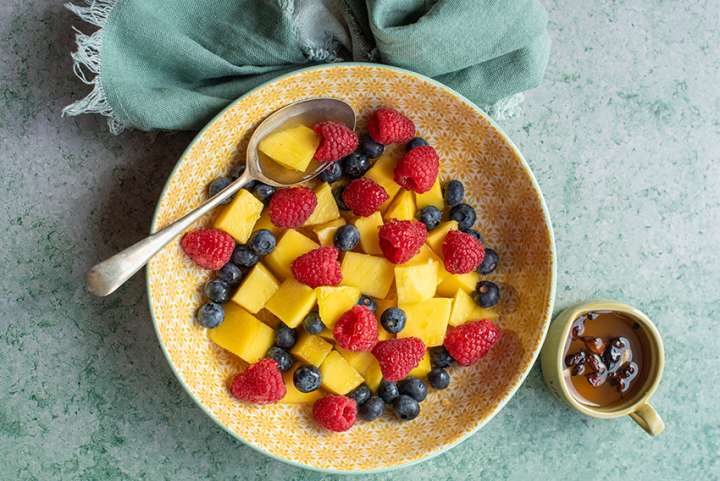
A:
[312,218,346,246]
[449,288,477,327]
[253,211,283,236]
[426,220,459,254]
[265,229,318,280]
[364,152,401,209]
[364,359,384,391]
[319,327,335,341]
[208,303,274,363]
[213,189,264,243]
[399,297,452,347]
[316,286,360,328]
[341,252,395,299]
[304,182,341,226]
[436,271,480,298]
[280,365,323,404]
[258,124,320,172]
[255,308,281,328]
[231,263,280,314]
[291,334,333,367]
[336,347,376,375]
[265,278,317,328]
[394,261,438,304]
[353,211,383,255]
[408,352,431,378]
[384,189,416,221]
[320,350,364,395]
[415,177,444,210]
[375,297,396,314]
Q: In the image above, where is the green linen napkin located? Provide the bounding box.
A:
[63,0,550,133]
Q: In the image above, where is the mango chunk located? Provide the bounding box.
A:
[231,263,280,314]
[312,218,346,246]
[255,309,281,328]
[319,327,335,341]
[353,211,383,255]
[316,285,360,329]
[208,303,274,363]
[336,347,376,376]
[426,220,459,254]
[280,365,324,404]
[320,350,364,395]
[265,229,318,280]
[258,124,320,172]
[291,334,333,367]
[265,278,317,328]
[305,182,341,226]
[449,288,499,326]
[340,252,395,299]
[364,359,384,391]
[395,261,438,304]
[408,352,431,378]
[384,190,416,221]
[253,210,283,236]
[364,152,401,209]
[436,271,480,298]
[398,297,452,347]
[415,177,444,210]
[213,189,264,243]
[375,297,396,314]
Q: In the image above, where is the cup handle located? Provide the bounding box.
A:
[628,402,665,436]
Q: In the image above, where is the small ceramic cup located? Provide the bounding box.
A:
[540,300,665,436]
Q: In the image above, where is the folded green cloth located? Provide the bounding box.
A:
[63,0,550,133]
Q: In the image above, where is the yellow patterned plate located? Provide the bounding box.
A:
[147,64,556,473]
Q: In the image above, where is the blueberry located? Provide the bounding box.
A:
[204,279,231,304]
[348,384,372,406]
[462,228,484,244]
[443,180,464,207]
[474,281,500,308]
[275,324,297,349]
[427,368,450,389]
[392,394,420,420]
[231,245,259,267]
[196,302,224,328]
[208,177,233,204]
[397,377,427,402]
[319,161,343,183]
[252,182,275,202]
[360,135,384,159]
[416,206,442,230]
[217,262,245,286]
[359,396,384,421]
[302,312,325,335]
[477,248,499,274]
[267,346,295,372]
[293,365,321,393]
[378,380,400,403]
[333,185,350,211]
[357,295,377,312]
[406,137,429,151]
[248,229,276,256]
[429,346,454,368]
[334,225,360,251]
[449,203,476,230]
[341,151,370,179]
[380,308,406,334]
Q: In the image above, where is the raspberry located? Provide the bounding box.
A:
[291,246,342,287]
[313,121,359,162]
[313,395,357,432]
[442,230,485,274]
[268,187,317,228]
[367,108,415,144]
[371,337,426,381]
[333,306,379,351]
[230,358,286,404]
[342,178,389,217]
[180,228,234,270]
[394,145,439,193]
[443,319,501,366]
[378,220,427,264]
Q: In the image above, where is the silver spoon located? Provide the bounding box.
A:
[86,98,356,296]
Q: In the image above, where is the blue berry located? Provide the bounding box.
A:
[392,394,420,420]
[342,151,370,179]
[196,302,224,328]
[267,346,295,372]
[462,228,484,244]
[359,396,384,421]
[360,135,384,159]
[429,346,454,368]
[427,368,450,389]
[275,324,297,349]
[248,229,276,256]
[416,206,442,230]
[449,203,476,230]
[333,185,350,211]
[378,380,400,403]
[208,177,233,204]
[477,248,499,274]
[231,245,259,267]
[204,279,231,304]
[252,182,275,202]
[474,281,500,308]
[380,308,406,334]
[357,295,377,312]
[334,225,360,251]
[397,377,427,402]
[348,384,372,406]
[217,262,245,286]
[302,312,325,335]
[406,137,429,151]
[443,180,464,206]
[319,161,343,183]
[293,365,321,393]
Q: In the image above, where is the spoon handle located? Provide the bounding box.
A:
[86,170,253,296]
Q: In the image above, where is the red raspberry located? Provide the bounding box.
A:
[230,358,286,404]
[443,319,501,366]
[377,219,427,264]
[393,145,439,193]
[367,108,415,144]
[180,228,234,270]
[333,306,379,351]
[371,337,426,381]
[313,121,359,162]
[342,178,389,217]
[313,395,357,432]
[268,187,317,228]
[291,246,342,287]
[442,230,485,274]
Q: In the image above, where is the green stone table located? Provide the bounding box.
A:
[1,1,718,479]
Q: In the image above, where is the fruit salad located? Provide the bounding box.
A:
[182,108,503,432]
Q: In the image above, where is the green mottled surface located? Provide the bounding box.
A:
[1,1,718,480]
